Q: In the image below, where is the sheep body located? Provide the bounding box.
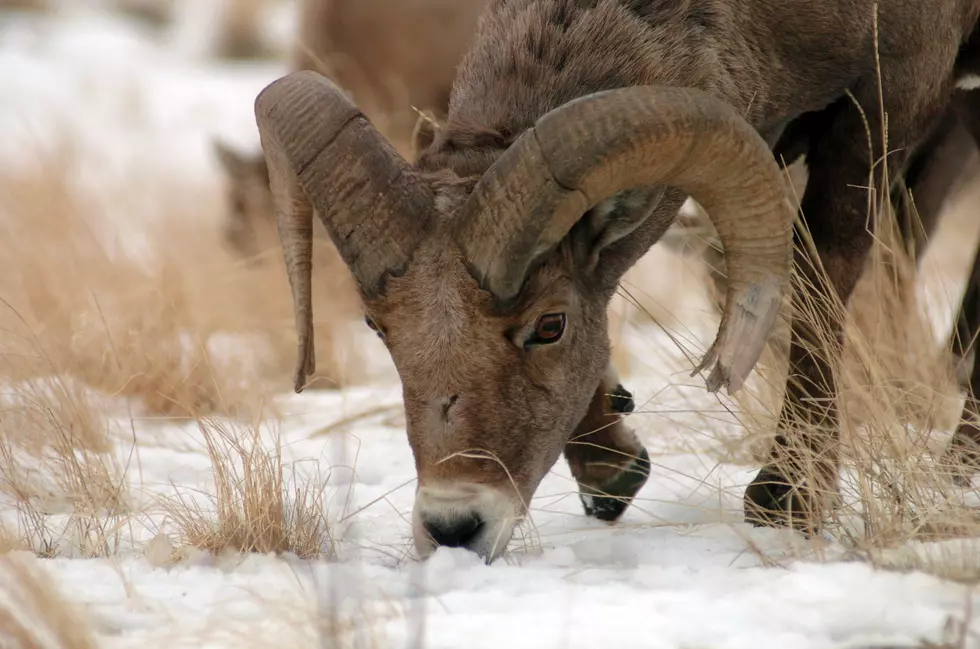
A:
[254,0,980,559]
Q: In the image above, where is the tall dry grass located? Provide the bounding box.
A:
[834,189,980,582]
[697,38,980,578]
[0,378,129,558]
[0,136,363,421]
[163,417,335,561]
[0,373,338,561]
[618,170,980,580]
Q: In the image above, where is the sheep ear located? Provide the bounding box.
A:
[584,186,666,268]
[213,139,251,178]
[214,138,270,182]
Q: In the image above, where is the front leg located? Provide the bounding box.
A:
[941,242,980,483]
[563,367,650,522]
[939,91,980,482]
[744,75,952,532]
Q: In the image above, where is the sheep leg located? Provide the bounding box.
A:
[744,76,951,532]
[563,372,650,522]
[891,106,973,262]
[892,97,979,390]
[941,93,980,373]
[939,91,980,482]
[941,243,980,483]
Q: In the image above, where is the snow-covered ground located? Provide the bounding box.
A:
[2,5,980,648]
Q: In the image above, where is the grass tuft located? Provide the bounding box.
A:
[0,371,131,558]
[165,418,335,560]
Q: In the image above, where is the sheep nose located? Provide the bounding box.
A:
[422,512,484,548]
[413,484,518,562]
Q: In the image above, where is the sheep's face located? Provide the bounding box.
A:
[362,230,613,563]
[254,71,796,566]
[213,141,276,262]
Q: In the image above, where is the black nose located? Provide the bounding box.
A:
[423,513,484,548]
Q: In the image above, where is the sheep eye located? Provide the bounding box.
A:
[365,316,384,339]
[526,313,566,347]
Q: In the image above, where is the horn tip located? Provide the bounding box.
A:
[695,275,784,395]
[293,343,316,394]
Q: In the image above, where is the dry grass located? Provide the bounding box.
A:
[622,175,980,581]
[0,368,337,561]
[687,25,980,579]
[0,370,131,557]
[0,117,359,559]
[164,418,334,560]
[794,201,974,548]
[0,135,363,421]
[0,552,100,649]
[0,366,337,562]
[724,214,980,579]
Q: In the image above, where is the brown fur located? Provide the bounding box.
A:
[371,232,610,501]
[260,0,980,559]
[404,0,980,534]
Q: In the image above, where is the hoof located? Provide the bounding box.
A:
[579,446,651,522]
[950,472,974,488]
[743,466,821,536]
[609,383,635,415]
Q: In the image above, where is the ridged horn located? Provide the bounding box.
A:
[454,86,794,394]
[254,70,435,392]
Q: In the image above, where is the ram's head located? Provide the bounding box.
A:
[255,71,793,563]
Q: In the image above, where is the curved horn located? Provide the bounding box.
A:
[254,70,435,392]
[455,86,793,395]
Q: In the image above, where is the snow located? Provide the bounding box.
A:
[2,5,980,649]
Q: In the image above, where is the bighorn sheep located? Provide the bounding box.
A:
[214,0,487,260]
[254,0,980,562]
